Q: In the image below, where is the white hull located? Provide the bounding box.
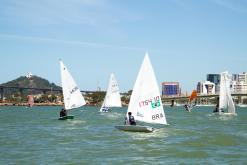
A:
[222,113,237,116]
[196,104,214,107]
[237,104,247,108]
[115,125,154,133]
[213,112,237,116]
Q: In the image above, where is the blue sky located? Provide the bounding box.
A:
[0,0,247,93]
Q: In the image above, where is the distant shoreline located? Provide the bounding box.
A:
[0,103,63,106]
[0,103,128,107]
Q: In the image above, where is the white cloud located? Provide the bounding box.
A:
[0,33,145,51]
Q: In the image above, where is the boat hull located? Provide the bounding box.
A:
[237,104,247,108]
[115,125,154,133]
[212,112,237,116]
[222,113,237,116]
[58,115,74,120]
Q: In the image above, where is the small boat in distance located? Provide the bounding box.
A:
[27,94,34,107]
[184,90,197,112]
[213,71,237,116]
[59,60,86,120]
[100,73,122,112]
[115,53,168,133]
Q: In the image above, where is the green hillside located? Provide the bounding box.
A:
[0,75,61,98]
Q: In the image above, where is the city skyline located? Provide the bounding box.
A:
[0,0,247,92]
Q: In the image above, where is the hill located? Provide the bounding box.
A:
[0,75,61,98]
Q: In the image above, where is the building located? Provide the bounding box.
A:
[26,72,33,79]
[162,82,180,96]
[231,81,247,94]
[231,72,247,94]
[239,72,247,83]
[232,74,239,82]
[207,74,220,93]
[207,74,220,85]
[197,81,215,95]
[207,72,247,94]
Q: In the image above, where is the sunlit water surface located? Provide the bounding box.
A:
[0,106,246,164]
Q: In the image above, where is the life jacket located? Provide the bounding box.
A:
[129,115,136,125]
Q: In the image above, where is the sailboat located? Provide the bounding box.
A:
[59,60,86,120]
[115,53,168,133]
[184,90,197,112]
[100,73,122,112]
[214,71,236,115]
[27,94,34,107]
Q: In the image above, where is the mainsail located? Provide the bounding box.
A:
[60,60,86,110]
[219,71,236,114]
[100,73,122,112]
[127,53,167,125]
[189,90,197,103]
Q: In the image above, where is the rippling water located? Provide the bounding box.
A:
[0,106,247,164]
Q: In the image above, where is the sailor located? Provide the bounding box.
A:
[184,103,190,112]
[60,108,67,117]
[125,112,136,125]
[170,99,175,107]
[102,106,111,112]
[213,97,220,113]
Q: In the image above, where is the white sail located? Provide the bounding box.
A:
[225,73,235,114]
[127,53,167,125]
[100,73,122,112]
[219,71,236,114]
[60,60,86,110]
[219,72,228,111]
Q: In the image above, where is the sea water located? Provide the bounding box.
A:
[0,106,246,164]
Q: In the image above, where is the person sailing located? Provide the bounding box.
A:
[60,108,67,117]
[184,103,191,112]
[213,97,224,113]
[213,103,219,113]
[102,106,111,112]
[125,112,136,125]
[170,100,175,107]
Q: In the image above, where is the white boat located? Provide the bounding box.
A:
[100,73,122,112]
[196,104,214,107]
[115,53,168,133]
[237,104,247,108]
[59,60,86,120]
[214,71,237,116]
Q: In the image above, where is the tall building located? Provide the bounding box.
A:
[232,72,247,94]
[207,74,220,93]
[162,82,180,96]
[207,74,220,85]
[207,72,247,94]
[197,81,215,95]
